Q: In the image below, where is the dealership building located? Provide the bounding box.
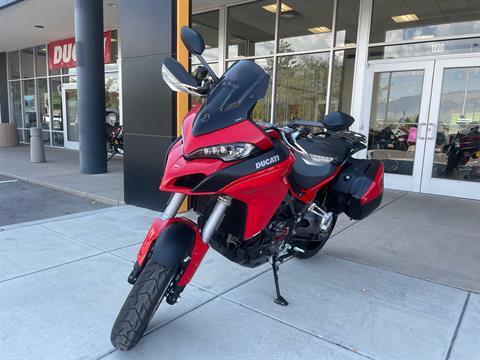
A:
[0,0,479,208]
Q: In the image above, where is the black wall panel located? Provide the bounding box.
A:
[123,133,175,210]
[119,0,174,59]
[120,0,181,211]
[121,55,174,137]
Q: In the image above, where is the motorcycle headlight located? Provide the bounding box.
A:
[185,143,258,162]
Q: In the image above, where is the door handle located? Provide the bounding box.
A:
[417,123,427,139]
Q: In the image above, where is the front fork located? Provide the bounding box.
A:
[129,193,231,289]
[163,193,232,245]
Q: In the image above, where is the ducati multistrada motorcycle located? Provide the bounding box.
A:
[106,123,124,161]
[111,27,384,351]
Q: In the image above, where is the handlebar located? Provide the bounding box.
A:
[270,122,367,159]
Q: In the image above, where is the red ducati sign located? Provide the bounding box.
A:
[48,31,112,69]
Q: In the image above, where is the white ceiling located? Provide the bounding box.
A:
[0,0,231,52]
[0,0,120,52]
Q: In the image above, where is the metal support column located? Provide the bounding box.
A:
[74,0,107,174]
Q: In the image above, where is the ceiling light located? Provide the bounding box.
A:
[308,26,331,34]
[108,3,119,7]
[262,3,293,13]
[391,13,419,23]
[34,25,45,29]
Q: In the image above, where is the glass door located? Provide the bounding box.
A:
[421,58,480,200]
[362,61,434,192]
[61,83,79,150]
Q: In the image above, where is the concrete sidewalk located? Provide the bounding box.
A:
[0,145,124,205]
[1,192,479,359]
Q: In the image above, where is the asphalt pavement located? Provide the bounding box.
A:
[0,174,109,227]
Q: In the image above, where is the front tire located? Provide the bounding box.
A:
[111,260,177,351]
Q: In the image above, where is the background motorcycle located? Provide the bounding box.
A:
[110,27,384,351]
[106,110,123,161]
[437,126,480,177]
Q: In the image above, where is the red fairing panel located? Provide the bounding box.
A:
[182,106,273,154]
[221,155,295,239]
[161,108,274,194]
[160,139,233,194]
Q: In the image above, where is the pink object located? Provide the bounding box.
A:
[408,127,417,143]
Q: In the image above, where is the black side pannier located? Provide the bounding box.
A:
[327,158,384,220]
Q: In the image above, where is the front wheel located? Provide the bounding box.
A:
[111,260,178,351]
[291,215,337,259]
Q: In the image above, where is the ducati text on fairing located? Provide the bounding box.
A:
[256,155,280,169]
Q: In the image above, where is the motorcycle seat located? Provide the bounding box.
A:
[288,136,350,191]
[288,156,339,191]
[296,136,350,164]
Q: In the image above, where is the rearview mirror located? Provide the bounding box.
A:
[181,26,205,55]
[162,57,204,96]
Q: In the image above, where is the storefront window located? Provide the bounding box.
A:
[7,30,119,146]
[192,11,219,63]
[227,0,276,58]
[50,78,63,131]
[49,67,61,76]
[35,46,47,77]
[37,79,49,131]
[335,0,359,47]
[21,48,34,78]
[62,76,77,84]
[432,67,480,182]
[368,70,424,175]
[370,0,480,44]
[62,68,77,76]
[278,0,334,53]
[250,58,273,122]
[8,51,20,80]
[105,73,120,125]
[275,52,330,125]
[52,132,64,147]
[369,38,480,60]
[22,80,36,128]
[330,49,356,113]
[9,81,22,125]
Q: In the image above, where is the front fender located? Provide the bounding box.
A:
[151,222,195,266]
[131,217,209,287]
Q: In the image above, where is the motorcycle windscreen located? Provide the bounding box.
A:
[192,60,269,136]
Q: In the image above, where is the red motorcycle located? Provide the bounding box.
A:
[111,27,384,351]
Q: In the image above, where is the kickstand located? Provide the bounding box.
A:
[272,254,288,306]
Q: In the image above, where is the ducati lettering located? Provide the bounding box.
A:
[255,155,280,169]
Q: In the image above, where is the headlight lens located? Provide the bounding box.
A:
[185,143,258,162]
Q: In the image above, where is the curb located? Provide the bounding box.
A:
[0,171,125,206]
